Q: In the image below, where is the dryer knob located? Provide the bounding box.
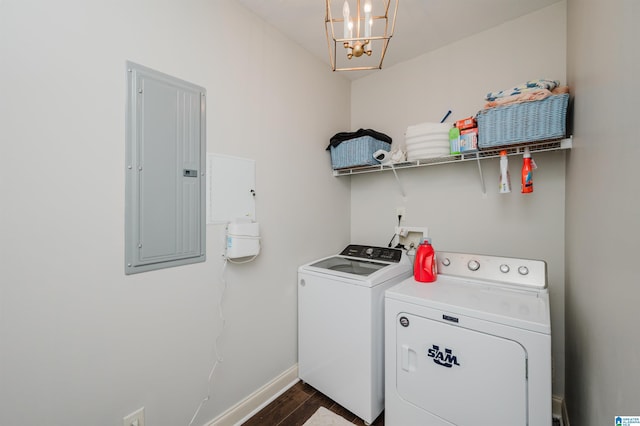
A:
[442,258,451,267]
[500,264,510,273]
[468,260,480,271]
[518,266,529,276]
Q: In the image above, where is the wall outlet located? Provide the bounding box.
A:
[123,407,145,426]
[396,207,406,218]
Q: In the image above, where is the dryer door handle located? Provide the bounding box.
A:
[401,344,417,372]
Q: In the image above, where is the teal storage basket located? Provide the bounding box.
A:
[329,136,391,169]
[477,93,569,148]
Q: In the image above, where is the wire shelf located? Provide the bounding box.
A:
[332,137,572,176]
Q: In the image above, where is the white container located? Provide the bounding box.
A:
[226,220,260,259]
[405,122,452,160]
[405,122,452,138]
[499,150,512,193]
[407,148,450,161]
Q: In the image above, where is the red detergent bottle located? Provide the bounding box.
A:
[521,147,534,193]
[414,238,437,283]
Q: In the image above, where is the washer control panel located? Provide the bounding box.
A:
[437,251,547,289]
[340,245,403,263]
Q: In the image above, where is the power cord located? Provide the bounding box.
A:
[387,214,403,248]
[188,258,229,426]
[386,233,396,248]
[189,230,260,424]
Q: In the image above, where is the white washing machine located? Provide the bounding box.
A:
[385,251,552,426]
[298,244,412,424]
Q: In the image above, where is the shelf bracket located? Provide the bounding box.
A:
[476,153,487,195]
[390,164,406,197]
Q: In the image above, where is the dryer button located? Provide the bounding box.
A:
[518,266,529,276]
[399,316,410,327]
[468,260,480,271]
[500,264,510,273]
[442,258,451,267]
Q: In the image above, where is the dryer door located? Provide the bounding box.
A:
[395,312,527,425]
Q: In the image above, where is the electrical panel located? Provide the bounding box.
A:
[125,61,206,274]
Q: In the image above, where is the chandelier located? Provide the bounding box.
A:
[325,0,398,71]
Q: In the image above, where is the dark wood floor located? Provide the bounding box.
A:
[241,381,562,426]
[241,380,384,426]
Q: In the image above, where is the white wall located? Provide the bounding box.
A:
[0,1,350,425]
[565,0,640,424]
[350,2,568,396]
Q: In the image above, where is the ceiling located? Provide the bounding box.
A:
[236,0,562,79]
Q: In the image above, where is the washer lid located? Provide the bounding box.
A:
[386,275,550,334]
[309,256,390,277]
[300,249,411,287]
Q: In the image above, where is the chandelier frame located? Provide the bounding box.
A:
[325,0,399,72]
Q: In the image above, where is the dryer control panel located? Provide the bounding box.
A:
[437,251,547,290]
[340,245,403,263]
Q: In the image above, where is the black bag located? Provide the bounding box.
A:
[326,128,392,149]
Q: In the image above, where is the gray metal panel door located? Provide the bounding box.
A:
[125,61,206,274]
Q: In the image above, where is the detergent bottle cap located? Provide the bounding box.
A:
[500,150,507,157]
[420,237,432,245]
[523,147,531,158]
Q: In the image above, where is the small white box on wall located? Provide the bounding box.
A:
[207,153,256,224]
[226,219,260,259]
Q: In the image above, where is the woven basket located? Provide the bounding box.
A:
[477,93,569,148]
[329,136,391,169]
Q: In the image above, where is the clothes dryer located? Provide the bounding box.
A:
[385,251,552,426]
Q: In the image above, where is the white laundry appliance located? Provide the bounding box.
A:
[385,251,552,426]
[298,244,412,424]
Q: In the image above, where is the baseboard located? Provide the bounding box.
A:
[562,397,570,426]
[552,395,562,419]
[206,364,299,426]
[552,395,570,426]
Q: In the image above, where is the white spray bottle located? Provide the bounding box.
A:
[499,150,511,193]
